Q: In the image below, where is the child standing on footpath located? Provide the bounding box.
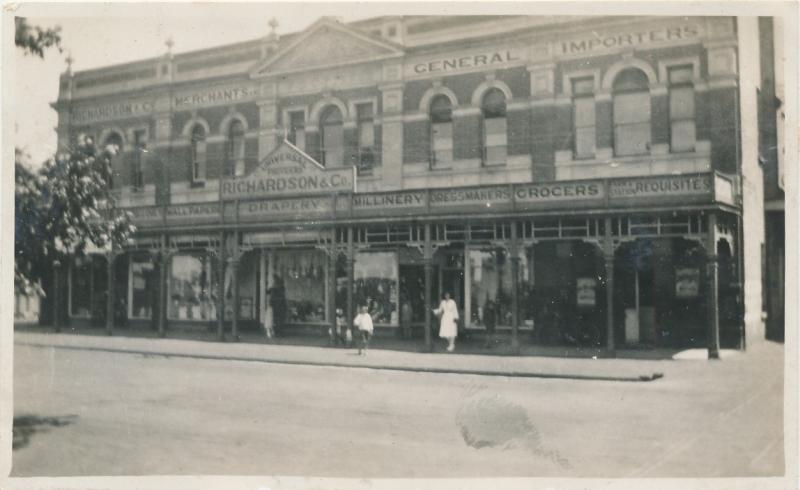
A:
[353,305,374,356]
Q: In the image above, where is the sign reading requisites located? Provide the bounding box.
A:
[221,140,355,200]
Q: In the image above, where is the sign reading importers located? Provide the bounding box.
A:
[220,140,355,200]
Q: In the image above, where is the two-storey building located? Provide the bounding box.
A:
[44,15,772,356]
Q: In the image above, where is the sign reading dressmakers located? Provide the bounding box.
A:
[220,140,355,200]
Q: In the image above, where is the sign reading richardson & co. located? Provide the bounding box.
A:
[221,140,355,200]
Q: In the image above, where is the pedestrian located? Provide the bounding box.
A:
[483,298,497,348]
[267,275,287,337]
[400,300,413,340]
[353,305,374,356]
[335,308,347,346]
[433,292,459,352]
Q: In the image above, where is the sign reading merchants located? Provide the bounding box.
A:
[220,140,355,200]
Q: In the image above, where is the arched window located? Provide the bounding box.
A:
[227,120,245,177]
[668,65,696,152]
[430,95,453,168]
[102,132,124,189]
[320,106,344,167]
[613,68,651,156]
[190,124,207,182]
[571,77,596,159]
[481,88,507,166]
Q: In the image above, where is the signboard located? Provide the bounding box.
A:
[221,140,354,200]
[239,196,334,220]
[557,24,702,56]
[515,181,605,204]
[165,203,220,221]
[609,175,711,200]
[128,206,164,225]
[351,191,426,215]
[430,186,512,210]
[675,268,700,298]
[406,48,525,78]
[576,278,597,307]
[174,85,258,109]
[72,100,153,124]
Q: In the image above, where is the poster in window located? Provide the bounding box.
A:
[240,297,253,320]
[675,268,700,298]
[576,278,596,307]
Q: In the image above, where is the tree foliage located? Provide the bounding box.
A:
[15,139,136,296]
[15,17,62,58]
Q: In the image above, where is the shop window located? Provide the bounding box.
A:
[320,106,344,167]
[288,110,306,150]
[481,88,507,166]
[132,129,147,190]
[429,95,453,169]
[128,256,154,319]
[354,251,398,325]
[190,124,207,183]
[356,102,376,175]
[168,253,218,321]
[668,65,696,152]
[469,248,512,328]
[572,77,596,159]
[227,119,246,177]
[613,68,651,156]
[69,258,92,317]
[102,131,124,189]
[275,249,328,323]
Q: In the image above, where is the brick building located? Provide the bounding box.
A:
[43,15,778,356]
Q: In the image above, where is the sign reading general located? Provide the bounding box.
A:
[406,48,525,77]
[221,141,355,200]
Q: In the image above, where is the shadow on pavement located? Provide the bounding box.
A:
[13,414,78,450]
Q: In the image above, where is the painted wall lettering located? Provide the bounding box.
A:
[174,86,258,109]
[408,49,523,77]
[72,101,153,123]
[559,25,701,55]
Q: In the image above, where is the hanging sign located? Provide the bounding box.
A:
[576,278,597,307]
[221,140,354,200]
[675,268,700,298]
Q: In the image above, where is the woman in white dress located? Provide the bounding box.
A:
[433,292,459,352]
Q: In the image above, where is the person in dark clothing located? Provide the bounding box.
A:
[268,275,287,337]
[483,299,497,348]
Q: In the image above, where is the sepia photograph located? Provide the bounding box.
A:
[1,2,797,489]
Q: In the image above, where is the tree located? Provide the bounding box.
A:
[14,138,136,297]
[15,17,62,58]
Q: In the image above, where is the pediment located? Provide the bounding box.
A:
[251,18,403,76]
[251,140,324,176]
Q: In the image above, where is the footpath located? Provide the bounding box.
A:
[12,326,740,382]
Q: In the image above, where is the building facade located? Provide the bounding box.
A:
[46,15,773,355]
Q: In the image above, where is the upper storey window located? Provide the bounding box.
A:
[356,103,376,176]
[572,77,596,159]
[613,69,651,156]
[288,111,306,151]
[668,65,696,152]
[481,88,507,166]
[321,106,344,167]
[227,120,245,177]
[190,124,207,183]
[429,95,453,169]
[132,129,146,191]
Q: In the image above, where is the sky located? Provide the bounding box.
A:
[11,3,399,166]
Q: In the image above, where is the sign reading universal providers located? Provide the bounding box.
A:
[221,140,355,200]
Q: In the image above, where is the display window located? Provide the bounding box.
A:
[275,249,328,323]
[168,253,218,321]
[128,255,154,319]
[354,251,399,325]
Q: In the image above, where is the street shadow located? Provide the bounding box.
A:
[13,414,78,450]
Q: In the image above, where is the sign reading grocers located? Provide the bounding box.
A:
[221,141,355,200]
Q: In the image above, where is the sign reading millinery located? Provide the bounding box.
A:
[675,268,700,298]
[609,175,711,199]
[221,140,354,200]
[557,24,702,56]
[351,191,427,212]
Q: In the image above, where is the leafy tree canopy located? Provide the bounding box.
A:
[15,139,136,296]
[15,17,62,58]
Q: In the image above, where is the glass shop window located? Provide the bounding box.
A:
[354,251,399,325]
[70,257,92,317]
[129,256,154,319]
[168,253,218,321]
[275,249,328,323]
